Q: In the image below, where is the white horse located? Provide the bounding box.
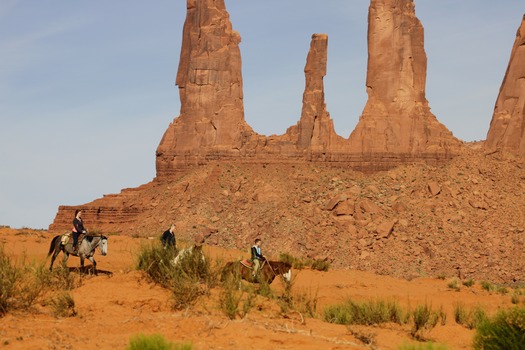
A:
[48,233,108,274]
[172,245,206,266]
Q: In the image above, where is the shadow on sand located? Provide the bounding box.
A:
[66,266,113,276]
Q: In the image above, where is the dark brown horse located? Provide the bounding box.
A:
[222,260,292,284]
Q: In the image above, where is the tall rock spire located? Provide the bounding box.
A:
[485,15,525,156]
[286,34,344,156]
[155,0,254,177]
[348,0,460,157]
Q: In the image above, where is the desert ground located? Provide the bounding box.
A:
[0,226,520,350]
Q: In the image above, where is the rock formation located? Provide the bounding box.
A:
[285,34,345,158]
[155,0,255,178]
[51,0,463,233]
[347,0,461,161]
[485,14,525,156]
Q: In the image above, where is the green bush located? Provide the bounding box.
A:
[136,242,178,288]
[473,307,525,350]
[454,303,487,329]
[481,281,496,292]
[462,279,475,287]
[397,342,449,350]
[279,253,308,270]
[324,298,407,326]
[0,249,58,315]
[454,302,469,326]
[0,246,20,316]
[136,242,215,310]
[411,303,440,338]
[311,259,330,272]
[126,333,192,350]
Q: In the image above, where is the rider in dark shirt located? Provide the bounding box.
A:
[72,209,86,252]
[161,224,176,249]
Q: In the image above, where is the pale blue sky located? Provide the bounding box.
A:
[0,1,522,229]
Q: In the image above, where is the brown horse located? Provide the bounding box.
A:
[222,260,292,284]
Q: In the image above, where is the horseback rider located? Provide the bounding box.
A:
[72,209,87,253]
[161,223,176,249]
[251,238,265,277]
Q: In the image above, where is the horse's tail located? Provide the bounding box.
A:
[47,235,61,257]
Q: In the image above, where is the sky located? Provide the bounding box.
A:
[0,0,523,229]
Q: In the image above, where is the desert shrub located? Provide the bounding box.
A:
[468,306,488,329]
[136,242,214,310]
[511,293,520,304]
[481,281,496,292]
[136,242,178,288]
[438,305,447,326]
[0,246,20,316]
[0,249,58,315]
[454,302,469,326]
[49,292,76,318]
[292,287,319,318]
[462,279,475,287]
[447,278,460,291]
[411,303,440,338]
[496,286,509,295]
[311,259,330,272]
[126,333,192,350]
[50,260,82,291]
[436,273,446,280]
[279,253,308,270]
[397,342,449,350]
[16,262,53,309]
[454,303,488,329]
[256,278,273,299]
[275,272,318,318]
[324,298,407,326]
[473,307,525,350]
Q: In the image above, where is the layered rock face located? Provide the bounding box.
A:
[348,0,461,160]
[485,15,525,156]
[155,0,255,178]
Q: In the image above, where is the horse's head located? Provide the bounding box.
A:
[281,262,292,282]
[99,236,108,256]
[270,261,292,283]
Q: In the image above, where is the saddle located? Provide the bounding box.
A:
[240,259,253,268]
[62,232,86,252]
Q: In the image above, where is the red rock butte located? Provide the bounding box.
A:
[50,0,523,240]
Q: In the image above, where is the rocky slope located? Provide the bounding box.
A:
[50,145,525,284]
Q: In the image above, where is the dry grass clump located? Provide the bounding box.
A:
[279,252,330,271]
[136,241,217,310]
[453,302,488,329]
[324,298,445,340]
[0,245,80,317]
[126,333,193,350]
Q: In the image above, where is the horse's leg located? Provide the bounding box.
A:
[49,244,60,271]
[88,256,97,275]
[80,256,85,273]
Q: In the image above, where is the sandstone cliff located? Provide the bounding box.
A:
[348,0,461,161]
[485,14,525,156]
[155,0,255,178]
